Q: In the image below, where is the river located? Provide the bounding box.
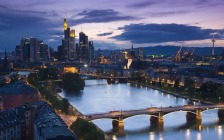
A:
[58,80,223,140]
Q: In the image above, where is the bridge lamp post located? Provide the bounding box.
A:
[114,104,115,111]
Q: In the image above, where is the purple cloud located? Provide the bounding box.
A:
[112,23,224,44]
[97,32,113,36]
[73,9,138,25]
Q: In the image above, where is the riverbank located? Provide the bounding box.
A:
[128,81,215,105]
[57,90,107,139]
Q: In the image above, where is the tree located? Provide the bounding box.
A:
[61,98,70,114]
[38,68,58,81]
[28,73,38,85]
[10,74,19,83]
[199,81,221,99]
[174,78,180,89]
[70,117,105,140]
[216,85,224,101]
[130,72,144,83]
[184,77,195,91]
[62,73,85,92]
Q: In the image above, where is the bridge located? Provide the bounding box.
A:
[13,68,39,73]
[80,74,128,83]
[84,104,224,129]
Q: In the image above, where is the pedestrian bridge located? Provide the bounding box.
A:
[84,104,224,129]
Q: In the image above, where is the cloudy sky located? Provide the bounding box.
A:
[0,0,224,51]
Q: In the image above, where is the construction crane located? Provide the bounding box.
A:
[190,47,195,56]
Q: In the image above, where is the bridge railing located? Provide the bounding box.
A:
[84,104,224,116]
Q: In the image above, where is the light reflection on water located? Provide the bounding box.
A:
[59,80,224,140]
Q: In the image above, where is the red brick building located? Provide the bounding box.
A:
[0,80,39,110]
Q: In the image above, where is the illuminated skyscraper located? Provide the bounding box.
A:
[61,19,75,61]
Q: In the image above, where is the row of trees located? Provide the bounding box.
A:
[70,117,105,140]
[130,72,224,102]
[28,73,70,114]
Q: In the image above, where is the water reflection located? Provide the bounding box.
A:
[59,80,224,140]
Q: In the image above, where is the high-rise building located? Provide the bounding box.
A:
[20,38,30,61]
[69,29,75,60]
[30,38,41,62]
[57,45,67,61]
[19,37,43,62]
[89,41,94,64]
[79,32,89,63]
[61,19,75,61]
[97,49,103,64]
[40,44,49,61]
[15,45,21,60]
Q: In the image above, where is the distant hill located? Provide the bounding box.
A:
[101,46,224,56]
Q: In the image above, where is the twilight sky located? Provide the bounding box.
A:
[0,0,224,51]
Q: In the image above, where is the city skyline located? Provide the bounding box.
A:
[0,0,224,51]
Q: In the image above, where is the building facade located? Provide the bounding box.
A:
[0,110,21,140]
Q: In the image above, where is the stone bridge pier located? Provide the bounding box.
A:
[112,116,124,129]
[150,112,164,124]
[186,109,202,122]
[218,110,224,122]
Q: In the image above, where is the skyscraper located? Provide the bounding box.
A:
[30,38,41,62]
[19,37,46,62]
[97,49,103,64]
[61,19,75,61]
[79,32,89,63]
[89,41,94,64]
[40,43,50,61]
[69,29,75,60]
[20,38,30,61]
[15,45,21,60]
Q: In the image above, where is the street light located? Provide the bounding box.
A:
[114,104,115,111]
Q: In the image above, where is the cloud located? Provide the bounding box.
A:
[111,23,224,44]
[97,32,113,36]
[195,0,224,8]
[0,4,8,9]
[0,4,62,50]
[48,38,59,42]
[72,9,138,25]
[128,1,159,8]
[147,10,190,18]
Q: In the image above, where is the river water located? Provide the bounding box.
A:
[59,80,223,140]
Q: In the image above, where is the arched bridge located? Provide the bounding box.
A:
[80,74,128,83]
[84,104,224,129]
